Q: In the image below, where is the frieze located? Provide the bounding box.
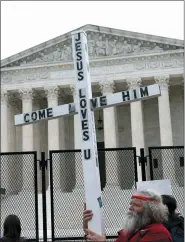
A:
[1,54,184,85]
[3,31,183,68]
[1,72,13,83]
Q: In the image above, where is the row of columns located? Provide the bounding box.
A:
[1,75,176,191]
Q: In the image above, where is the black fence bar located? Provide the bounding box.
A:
[139,148,147,181]
[33,152,39,242]
[49,150,55,242]
[40,152,47,242]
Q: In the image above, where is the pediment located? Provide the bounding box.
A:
[1,24,184,68]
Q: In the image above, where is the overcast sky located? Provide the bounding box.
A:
[1,1,184,60]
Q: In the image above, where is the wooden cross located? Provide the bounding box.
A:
[14,30,161,234]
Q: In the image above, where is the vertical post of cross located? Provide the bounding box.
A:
[71,30,105,234]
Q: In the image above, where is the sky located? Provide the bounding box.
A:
[1,1,184,60]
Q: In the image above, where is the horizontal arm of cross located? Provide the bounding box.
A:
[14,84,160,126]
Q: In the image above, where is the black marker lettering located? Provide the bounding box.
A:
[81,109,87,119]
[75,33,81,41]
[24,113,30,123]
[83,131,89,141]
[133,90,137,99]
[140,87,149,97]
[75,42,81,52]
[122,91,130,101]
[47,108,53,118]
[84,149,91,160]
[38,110,46,119]
[80,99,87,108]
[78,72,84,81]
[81,120,88,130]
[69,103,76,114]
[31,112,37,121]
[100,96,107,106]
[91,98,98,109]
[77,61,83,71]
[79,89,85,98]
[76,52,82,61]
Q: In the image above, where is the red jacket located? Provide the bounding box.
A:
[115,224,172,242]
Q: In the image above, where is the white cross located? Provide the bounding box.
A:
[14,31,161,235]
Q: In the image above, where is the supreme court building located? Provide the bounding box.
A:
[1,24,184,238]
[1,24,184,155]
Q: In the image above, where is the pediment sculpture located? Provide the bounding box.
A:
[5,31,182,67]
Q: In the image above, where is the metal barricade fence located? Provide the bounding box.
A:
[0,146,184,241]
[148,146,184,213]
[0,152,39,241]
[49,148,137,241]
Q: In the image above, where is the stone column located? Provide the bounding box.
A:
[127,77,145,182]
[7,98,16,152]
[154,75,175,181]
[99,80,119,186]
[1,89,10,194]
[14,101,22,152]
[154,75,173,146]
[58,95,68,191]
[45,86,60,191]
[1,89,9,152]
[59,96,66,150]
[70,85,83,189]
[19,88,34,190]
[7,96,19,194]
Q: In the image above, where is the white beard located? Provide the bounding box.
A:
[122,210,150,232]
[122,211,139,232]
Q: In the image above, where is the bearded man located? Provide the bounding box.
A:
[83,190,173,242]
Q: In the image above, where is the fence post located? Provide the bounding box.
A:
[40,152,47,242]
[139,148,147,181]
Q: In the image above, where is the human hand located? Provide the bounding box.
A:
[85,228,106,241]
[83,202,93,232]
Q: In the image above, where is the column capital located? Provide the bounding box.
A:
[154,75,170,90]
[99,79,115,94]
[9,94,22,111]
[19,88,34,101]
[44,86,59,100]
[126,77,142,89]
[1,89,9,103]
